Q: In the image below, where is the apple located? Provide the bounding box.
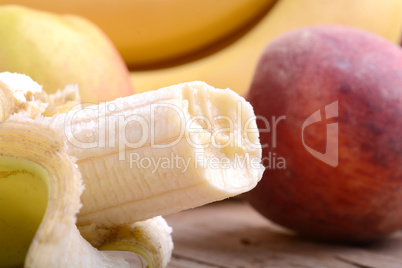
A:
[0,5,134,104]
[243,26,402,243]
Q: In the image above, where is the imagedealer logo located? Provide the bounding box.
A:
[302,101,339,167]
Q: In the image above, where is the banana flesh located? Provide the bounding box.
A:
[53,81,264,227]
[0,73,263,267]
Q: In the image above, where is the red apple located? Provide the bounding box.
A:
[243,25,402,243]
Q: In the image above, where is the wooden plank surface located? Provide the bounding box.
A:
[164,199,402,268]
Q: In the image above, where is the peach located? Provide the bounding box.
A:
[243,26,402,243]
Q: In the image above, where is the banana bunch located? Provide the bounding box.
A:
[0,73,264,267]
[0,0,277,68]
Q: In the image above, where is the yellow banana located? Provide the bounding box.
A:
[0,0,277,67]
[0,72,263,267]
[130,0,402,96]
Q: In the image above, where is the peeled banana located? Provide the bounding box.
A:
[54,81,264,227]
[0,72,264,267]
[130,0,402,96]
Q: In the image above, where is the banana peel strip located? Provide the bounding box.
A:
[80,216,173,268]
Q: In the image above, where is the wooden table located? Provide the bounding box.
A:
[164,200,402,268]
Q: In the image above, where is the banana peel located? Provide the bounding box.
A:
[0,77,173,267]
